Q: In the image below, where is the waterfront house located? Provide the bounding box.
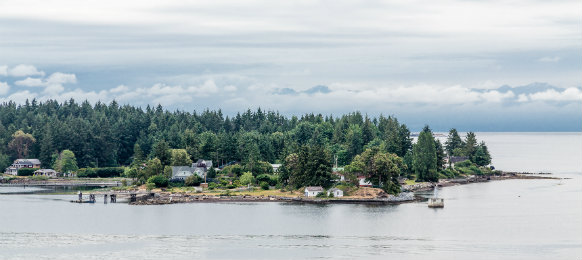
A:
[332,167,345,181]
[5,166,18,175]
[4,159,41,175]
[327,188,344,197]
[34,169,58,178]
[271,164,282,173]
[358,176,373,187]
[171,166,195,181]
[192,159,212,178]
[304,186,324,197]
[171,159,213,181]
[446,156,470,168]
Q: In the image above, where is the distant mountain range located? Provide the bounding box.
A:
[475,82,578,95]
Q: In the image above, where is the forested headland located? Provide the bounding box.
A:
[0,99,492,193]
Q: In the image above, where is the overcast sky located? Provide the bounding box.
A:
[0,0,581,131]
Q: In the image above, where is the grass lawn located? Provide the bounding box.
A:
[404,179,417,185]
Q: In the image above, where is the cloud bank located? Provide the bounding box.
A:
[1,65,580,108]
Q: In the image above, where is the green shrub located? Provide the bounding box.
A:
[469,165,483,175]
[77,167,124,178]
[455,160,473,168]
[260,181,270,190]
[257,174,278,186]
[247,161,273,176]
[145,182,155,191]
[169,180,184,188]
[239,172,255,186]
[316,192,326,198]
[30,175,48,181]
[147,175,169,188]
[77,168,97,178]
[441,169,457,178]
[94,167,125,178]
[17,168,39,176]
[256,174,270,184]
[219,178,229,186]
[185,174,202,186]
[269,175,279,186]
[206,167,217,179]
[222,164,243,177]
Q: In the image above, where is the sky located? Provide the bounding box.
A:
[0,0,581,131]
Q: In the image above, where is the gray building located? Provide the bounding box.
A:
[171,159,213,181]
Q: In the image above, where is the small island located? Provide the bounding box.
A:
[0,102,557,204]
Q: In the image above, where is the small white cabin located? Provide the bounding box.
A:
[34,169,58,178]
[327,188,343,197]
[304,186,324,197]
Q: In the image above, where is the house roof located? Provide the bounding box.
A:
[450,156,469,163]
[305,186,324,191]
[171,166,194,177]
[328,188,342,192]
[15,159,41,165]
[193,159,212,168]
[34,169,56,173]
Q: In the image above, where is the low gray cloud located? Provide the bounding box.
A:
[0,64,45,77]
[2,66,580,111]
[538,56,561,62]
[274,85,332,96]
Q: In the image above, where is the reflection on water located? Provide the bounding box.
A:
[5,232,563,260]
[0,175,580,260]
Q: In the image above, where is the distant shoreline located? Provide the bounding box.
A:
[0,172,560,205]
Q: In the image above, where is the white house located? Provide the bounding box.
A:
[171,159,213,181]
[304,186,324,197]
[34,169,58,178]
[358,176,373,187]
[170,166,195,181]
[332,167,345,181]
[327,188,344,197]
[271,164,282,173]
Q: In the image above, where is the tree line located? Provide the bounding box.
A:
[0,99,491,193]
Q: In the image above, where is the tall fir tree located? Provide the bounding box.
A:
[412,126,438,182]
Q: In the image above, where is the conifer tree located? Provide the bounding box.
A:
[413,126,438,182]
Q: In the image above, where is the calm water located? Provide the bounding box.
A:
[1,133,581,260]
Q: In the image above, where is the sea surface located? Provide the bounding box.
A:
[0,132,581,260]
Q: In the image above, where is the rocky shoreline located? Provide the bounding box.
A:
[129,192,419,205]
[129,172,559,206]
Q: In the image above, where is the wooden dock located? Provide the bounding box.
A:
[70,191,152,204]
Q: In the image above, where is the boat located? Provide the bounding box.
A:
[428,185,444,208]
[428,198,444,208]
[70,200,95,203]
